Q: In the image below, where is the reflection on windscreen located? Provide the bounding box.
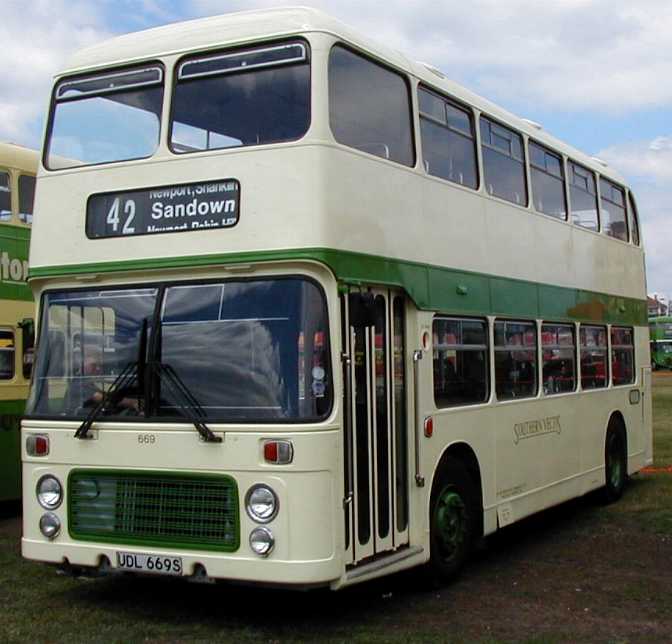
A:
[26,289,158,417]
[46,67,164,169]
[159,279,330,420]
[26,278,331,422]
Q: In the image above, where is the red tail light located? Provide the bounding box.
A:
[26,434,49,456]
[263,440,294,464]
[424,417,434,438]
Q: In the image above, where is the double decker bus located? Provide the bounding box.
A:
[22,8,651,588]
[649,316,672,370]
[0,142,37,503]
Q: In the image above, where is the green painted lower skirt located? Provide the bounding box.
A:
[0,399,25,502]
[28,247,647,326]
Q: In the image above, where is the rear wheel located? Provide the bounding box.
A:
[428,457,477,580]
[602,420,627,503]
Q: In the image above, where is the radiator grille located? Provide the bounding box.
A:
[68,470,239,552]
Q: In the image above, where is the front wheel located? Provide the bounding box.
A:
[602,422,627,503]
[428,457,477,580]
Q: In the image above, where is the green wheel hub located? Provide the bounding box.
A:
[435,488,467,561]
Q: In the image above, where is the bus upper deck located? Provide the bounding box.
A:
[30,7,644,312]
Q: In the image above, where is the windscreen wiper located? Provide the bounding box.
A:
[151,361,222,443]
[74,318,148,440]
[74,361,139,439]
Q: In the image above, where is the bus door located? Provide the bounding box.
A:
[342,289,409,565]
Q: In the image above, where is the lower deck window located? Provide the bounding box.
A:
[433,317,488,407]
[541,323,576,394]
[580,325,608,389]
[494,320,537,400]
[0,330,15,379]
[611,327,634,385]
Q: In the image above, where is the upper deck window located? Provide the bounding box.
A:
[0,171,11,221]
[569,161,599,231]
[418,87,478,189]
[480,117,527,206]
[628,193,641,246]
[170,41,310,153]
[18,175,35,225]
[599,178,628,242]
[529,142,566,220]
[46,66,164,170]
[329,45,415,167]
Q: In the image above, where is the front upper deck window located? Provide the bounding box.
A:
[170,41,310,153]
[46,66,164,169]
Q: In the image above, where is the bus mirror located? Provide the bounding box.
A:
[19,318,35,379]
[348,292,376,327]
[19,318,35,349]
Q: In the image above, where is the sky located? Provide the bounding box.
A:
[2,0,671,296]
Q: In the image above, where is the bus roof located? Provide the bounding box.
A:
[0,142,39,174]
[60,6,625,185]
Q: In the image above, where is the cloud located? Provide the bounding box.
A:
[189,0,672,113]
[599,138,672,182]
[598,137,672,294]
[0,1,114,147]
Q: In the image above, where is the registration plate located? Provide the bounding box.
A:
[117,551,183,576]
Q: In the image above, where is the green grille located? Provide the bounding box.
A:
[68,470,239,552]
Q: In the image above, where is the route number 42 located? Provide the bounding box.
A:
[107,197,136,235]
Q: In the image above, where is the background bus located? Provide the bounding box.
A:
[0,142,37,504]
[22,8,651,588]
[649,316,672,370]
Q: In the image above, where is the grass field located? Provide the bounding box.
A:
[1,375,671,643]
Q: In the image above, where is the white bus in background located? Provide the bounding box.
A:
[22,8,651,589]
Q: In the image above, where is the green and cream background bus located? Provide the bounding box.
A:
[649,316,672,370]
[0,142,37,503]
[22,8,651,588]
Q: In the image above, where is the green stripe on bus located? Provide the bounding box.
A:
[0,223,31,302]
[0,398,24,503]
[28,247,647,325]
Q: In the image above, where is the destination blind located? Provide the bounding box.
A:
[86,179,240,238]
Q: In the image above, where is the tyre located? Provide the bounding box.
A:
[601,420,627,503]
[428,457,478,580]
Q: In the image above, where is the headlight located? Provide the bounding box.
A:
[36,475,63,510]
[245,484,278,523]
[39,512,61,539]
[249,527,274,556]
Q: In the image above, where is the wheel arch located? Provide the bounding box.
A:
[430,442,484,539]
[606,410,628,454]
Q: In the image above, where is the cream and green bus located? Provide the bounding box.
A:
[1,142,37,503]
[22,8,651,588]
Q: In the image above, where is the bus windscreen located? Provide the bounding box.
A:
[26,278,331,423]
